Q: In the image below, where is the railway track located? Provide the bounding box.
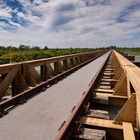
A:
[55,50,139,140]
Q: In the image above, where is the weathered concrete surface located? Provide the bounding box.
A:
[0,52,110,140]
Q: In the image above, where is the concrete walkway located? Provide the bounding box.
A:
[0,52,110,140]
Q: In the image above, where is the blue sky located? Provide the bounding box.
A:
[0,0,140,48]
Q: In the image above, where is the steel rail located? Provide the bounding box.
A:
[0,51,106,117]
[55,51,111,140]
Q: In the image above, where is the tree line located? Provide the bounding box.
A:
[0,45,105,64]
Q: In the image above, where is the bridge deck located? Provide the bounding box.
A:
[0,52,110,140]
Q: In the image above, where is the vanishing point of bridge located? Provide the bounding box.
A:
[0,50,140,140]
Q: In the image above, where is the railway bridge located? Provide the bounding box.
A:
[0,50,140,140]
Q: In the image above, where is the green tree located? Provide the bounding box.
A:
[19,44,30,51]
[43,46,49,50]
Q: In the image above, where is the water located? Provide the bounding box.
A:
[127,53,140,62]
[135,56,140,62]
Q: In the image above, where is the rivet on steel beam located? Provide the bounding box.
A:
[71,106,76,112]
[58,121,66,131]
[82,91,85,95]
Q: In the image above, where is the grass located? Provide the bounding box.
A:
[116,48,140,56]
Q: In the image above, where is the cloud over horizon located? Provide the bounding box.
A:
[0,0,140,48]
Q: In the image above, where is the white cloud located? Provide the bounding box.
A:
[0,3,12,18]
[0,0,140,47]
[0,10,11,18]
